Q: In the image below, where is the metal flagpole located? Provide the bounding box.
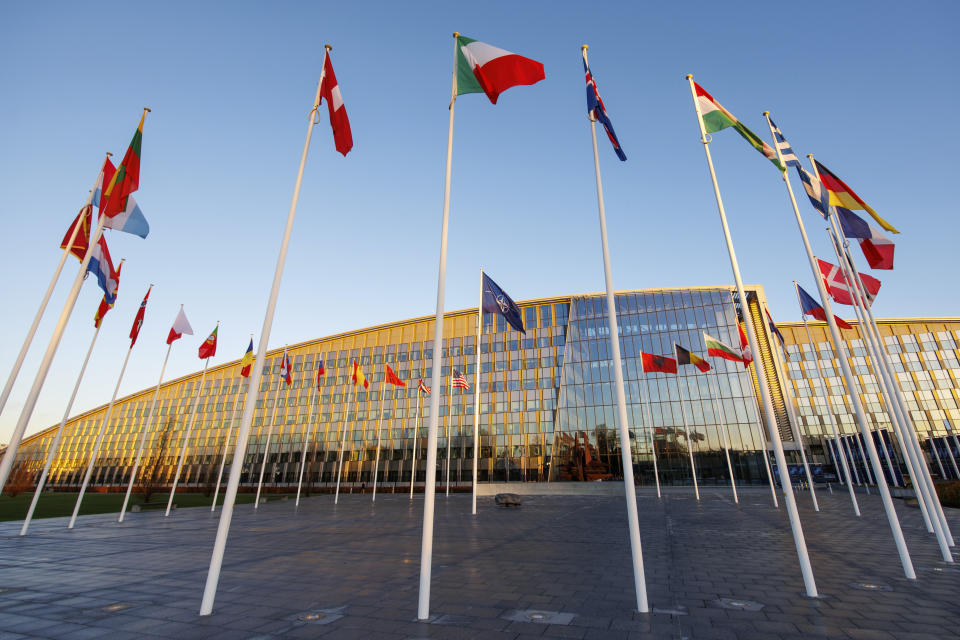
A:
[68,336,135,529]
[199,48,327,614]
[471,270,483,515]
[708,374,738,503]
[586,46,648,613]
[297,369,319,506]
[946,422,960,480]
[213,384,245,512]
[256,371,285,508]
[21,325,102,536]
[0,154,108,420]
[167,349,214,517]
[844,437,863,487]
[795,287,861,517]
[677,394,700,501]
[334,381,356,504]
[641,385,661,499]
[445,374,453,496]
[410,385,422,500]
[928,430,948,480]
[120,336,174,523]
[945,435,960,480]
[686,79,817,596]
[371,368,386,502]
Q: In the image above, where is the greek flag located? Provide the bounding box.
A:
[769,117,800,168]
[796,166,829,218]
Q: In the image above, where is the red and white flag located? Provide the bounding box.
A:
[452,369,470,390]
[319,51,353,156]
[129,285,151,346]
[859,226,895,270]
[818,259,881,306]
[737,323,753,366]
[167,307,194,344]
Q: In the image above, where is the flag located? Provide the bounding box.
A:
[319,51,353,156]
[482,272,525,334]
[456,35,545,104]
[584,57,625,161]
[93,262,122,329]
[796,166,829,218]
[417,378,430,395]
[768,117,800,168]
[818,259,881,306]
[279,350,292,386]
[240,339,254,377]
[102,112,145,219]
[129,285,150,346]
[737,323,753,365]
[198,325,218,359]
[797,283,852,329]
[674,344,710,372]
[836,208,895,270]
[103,194,149,238]
[452,369,470,389]
[167,308,193,344]
[764,307,785,347]
[315,359,325,389]
[352,360,368,389]
[692,81,784,170]
[86,235,119,304]
[385,364,406,387]
[61,205,93,261]
[813,159,899,234]
[641,352,677,374]
[92,157,117,215]
[703,331,750,365]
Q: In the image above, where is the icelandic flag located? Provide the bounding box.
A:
[584,58,626,161]
[796,166,829,218]
[86,235,119,304]
[797,283,852,329]
[768,117,800,168]
[103,194,149,238]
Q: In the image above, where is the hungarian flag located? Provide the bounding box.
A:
[385,364,406,387]
[86,235,119,304]
[797,283,852,329]
[240,339,254,377]
[818,259,881,305]
[128,285,151,346]
[279,350,292,386]
[102,111,146,219]
[456,35,545,104]
[352,360,368,389]
[641,352,677,374]
[166,307,194,344]
[198,325,218,359]
[319,51,353,156]
[417,378,430,395]
[703,332,750,366]
[737,323,753,365]
[692,81,783,170]
[93,262,122,329]
[61,205,92,261]
[674,344,710,372]
[813,160,898,234]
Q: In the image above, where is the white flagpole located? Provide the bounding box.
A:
[199,47,327,614]
[68,333,135,529]
[213,383,245,512]
[120,336,174,523]
[21,325,101,536]
[445,374,453,496]
[334,381,356,504]
[928,431,948,479]
[794,287,861,517]
[641,387,661,499]
[677,394,700,501]
[687,79,817,596]
[416,30,460,622]
[586,46,648,613]
[0,154,108,421]
[410,384,422,499]
[708,373,737,503]
[371,368,386,502]
[471,270,483,515]
[296,368,319,506]
[844,436,863,486]
[255,372,285,509]
[167,349,214,517]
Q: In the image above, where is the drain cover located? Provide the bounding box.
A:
[714,598,764,611]
[850,582,892,592]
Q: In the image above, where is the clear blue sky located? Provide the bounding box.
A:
[1,0,957,444]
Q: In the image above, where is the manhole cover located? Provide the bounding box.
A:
[714,598,764,611]
[850,582,892,592]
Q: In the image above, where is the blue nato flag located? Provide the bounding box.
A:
[481,273,525,334]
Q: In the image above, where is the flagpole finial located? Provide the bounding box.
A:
[324,44,332,51]
[581,44,588,51]
[762,110,770,116]
[685,74,693,80]
[807,154,814,159]
[105,151,113,158]
[143,107,151,113]
[453,32,459,38]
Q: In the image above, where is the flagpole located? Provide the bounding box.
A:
[708,373,737,503]
[795,285,861,517]
[255,373,284,509]
[199,43,329,611]
[471,269,483,514]
[411,384,422,500]
[334,381,355,504]
[0,155,108,421]
[641,387,661,498]
[371,368,386,502]
[686,78,817,596]
[586,46,649,613]
[213,384,245,512]
[167,351,213,517]
[297,370,319,506]
[20,325,101,536]
[416,31,460,621]
[445,374,453,496]
[947,424,960,480]
[120,336,174,523]
[68,335,135,529]
[677,394,700,501]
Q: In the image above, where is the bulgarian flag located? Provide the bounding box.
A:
[456,35,545,104]
[703,331,750,366]
[693,81,783,171]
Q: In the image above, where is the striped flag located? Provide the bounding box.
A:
[452,369,470,390]
[417,378,430,395]
[768,117,799,168]
[352,360,369,389]
[796,166,829,218]
[240,339,254,377]
[279,350,292,386]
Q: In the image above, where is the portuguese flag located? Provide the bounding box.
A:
[456,35,545,104]
[102,111,145,219]
[703,332,749,366]
[675,344,711,373]
[693,82,783,171]
[198,325,218,359]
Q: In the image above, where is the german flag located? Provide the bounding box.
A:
[814,160,898,234]
[641,352,677,374]
[674,344,710,373]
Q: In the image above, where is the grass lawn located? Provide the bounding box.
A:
[0,491,284,522]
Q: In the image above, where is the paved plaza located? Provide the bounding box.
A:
[0,487,958,639]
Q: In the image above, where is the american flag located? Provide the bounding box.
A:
[452,369,470,390]
[417,378,430,395]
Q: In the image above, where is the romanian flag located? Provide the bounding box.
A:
[813,160,898,234]
[102,111,145,219]
[240,339,254,377]
[198,325,218,359]
[641,352,677,374]
[352,360,368,389]
[384,364,406,387]
[674,344,710,372]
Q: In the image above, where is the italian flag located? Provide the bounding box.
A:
[456,35,545,104]
[703,332,749,365]
[693,82,783,171]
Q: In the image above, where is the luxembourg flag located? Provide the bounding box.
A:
[86,235,119,304]
[103,194,150,238]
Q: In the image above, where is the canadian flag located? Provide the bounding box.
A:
[818,259,881,306]
[319,51,353,156]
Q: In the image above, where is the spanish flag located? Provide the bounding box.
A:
[352,360,368,389]
[813,160,899,234]
[240,339,254,377]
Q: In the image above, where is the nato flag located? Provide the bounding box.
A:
[482,273,525,334]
